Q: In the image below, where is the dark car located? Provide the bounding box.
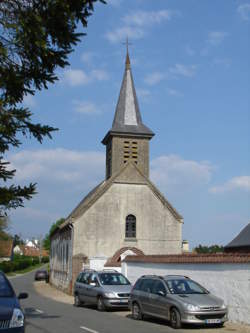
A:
[130,275,228,329]
[34,270,48,281]
[74,269,132,310]
[0,271,28,332]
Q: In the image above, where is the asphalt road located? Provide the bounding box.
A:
[10,270,181,333]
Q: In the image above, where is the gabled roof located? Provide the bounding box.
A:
[56,161,182,235]
[225,223,250,248]
[102,52,154,144]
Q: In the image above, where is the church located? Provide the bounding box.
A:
[50,50,183,293]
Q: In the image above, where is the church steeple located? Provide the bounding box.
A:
[102,48,154,180]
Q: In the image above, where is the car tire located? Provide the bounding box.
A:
[170,308,182,329]
[97,296,106,311]
[132,302,143,320]
[74,294,82,307]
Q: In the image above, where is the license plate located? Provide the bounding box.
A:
[205,319,221,324]
[119,299,128,303]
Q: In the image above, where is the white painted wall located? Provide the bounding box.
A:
[89,257,108,271]
[122,261,250,325]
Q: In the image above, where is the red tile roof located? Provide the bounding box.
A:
[0,240,13,258]
[123,253,250,264]
[19,245,48,257]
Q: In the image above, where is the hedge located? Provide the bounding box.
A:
[0,256,49,273]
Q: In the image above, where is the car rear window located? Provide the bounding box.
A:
[0,274,14,297]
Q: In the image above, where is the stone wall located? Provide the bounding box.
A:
[121,261,250,325]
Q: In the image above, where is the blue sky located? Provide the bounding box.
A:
[8,0,250,248]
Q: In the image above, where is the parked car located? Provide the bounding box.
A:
[129,275,228,329]
[0,271,28,332]
[34,270,48,281]
[74,269,132,310]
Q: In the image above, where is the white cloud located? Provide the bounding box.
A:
[105,26,144,43]
[237,3,250,20]
[144,72,166,85]
[105,9,179,43]
[73,101,100,115]
[63,69,90,86]
[207,31,228,46]
[169,64,197,77]
[81,52,96,65]
[151,155,214,192]
[9,148,105,184]
[123,10,174,27]
[137,89,151,99]
[167,88,183,97]
[23,94,36,108]
[107,0,123,6]
[63,68,109,86]
[209,176,250,193]
[212,58,231,68]
[91,69,109,81]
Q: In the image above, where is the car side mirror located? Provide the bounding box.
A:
[157,291,166,297]
[18,292,28,300]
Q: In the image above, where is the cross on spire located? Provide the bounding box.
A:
[123,37,132,69]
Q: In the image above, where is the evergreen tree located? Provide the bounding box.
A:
[0,0,105,217]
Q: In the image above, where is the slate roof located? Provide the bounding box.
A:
[225,223,250,249]
[102,52,154,144]
[123,253,250,264]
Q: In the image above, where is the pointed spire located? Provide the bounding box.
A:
[125,37,131,70]
[102,45,154,144]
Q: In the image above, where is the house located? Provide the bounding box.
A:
[0,239,14,262]
[50,49,183,293]
[224,222,250,253]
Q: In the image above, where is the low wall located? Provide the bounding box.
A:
[122,261,250,325]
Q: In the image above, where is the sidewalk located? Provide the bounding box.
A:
[34,281,250,333]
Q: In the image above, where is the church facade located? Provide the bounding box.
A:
[50,51,183,293]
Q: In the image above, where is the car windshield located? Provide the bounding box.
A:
[99,273,130,286]
[0,274,14,297]
[166,278,208,295]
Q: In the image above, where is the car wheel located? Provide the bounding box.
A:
[97,296,106,311]
[132,302,143,320]
[170,308,182,329]
[74,294,81,307]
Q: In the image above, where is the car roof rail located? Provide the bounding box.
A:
[101,269,118,273]
[83,268,97,272]
[164,275,189,279]
[141,275,164,279]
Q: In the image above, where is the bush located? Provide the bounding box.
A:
[0,255,48,273]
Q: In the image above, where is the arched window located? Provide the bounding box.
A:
[125,215,136,238]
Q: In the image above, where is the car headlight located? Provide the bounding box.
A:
[221,302,227,309]
[9,308,24,328]
[104,292,116,298]
[185,303,200,311]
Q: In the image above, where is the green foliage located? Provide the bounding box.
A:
[0,0,105,216]
[43,217,65,251]
[0,255,41,273]
[194,244,224,254]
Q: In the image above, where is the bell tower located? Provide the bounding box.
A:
[102,47,154,179]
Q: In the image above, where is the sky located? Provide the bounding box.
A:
[7,0,250,249]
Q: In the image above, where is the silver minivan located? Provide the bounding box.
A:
[74,269,131,310]
[129,275,228,329]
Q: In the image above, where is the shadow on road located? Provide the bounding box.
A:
[24,307,61,320]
